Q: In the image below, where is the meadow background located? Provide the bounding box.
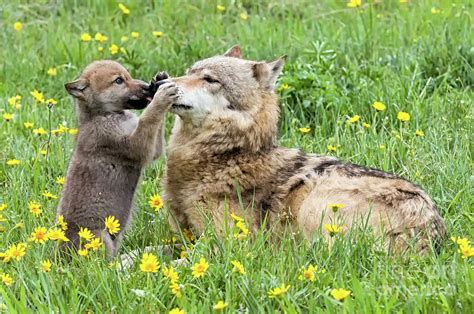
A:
[0,0,473,312]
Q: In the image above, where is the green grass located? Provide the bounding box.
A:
[0,0,473,312]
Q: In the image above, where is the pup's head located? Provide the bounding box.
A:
[65,60,152,113]
[171,45,286,152]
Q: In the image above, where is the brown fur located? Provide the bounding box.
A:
[164,47,447,254]
[59,60,179,258]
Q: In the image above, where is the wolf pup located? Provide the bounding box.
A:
[164,46,446,254]
[59,60,178,258]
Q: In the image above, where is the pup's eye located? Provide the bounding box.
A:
[203,75,220,84]
[114,77,124,85]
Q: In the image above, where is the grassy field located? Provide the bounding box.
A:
[0,0,473,312]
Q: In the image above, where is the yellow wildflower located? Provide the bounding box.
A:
[298,264,316,282]
[4,243,27,262]
[2,113,13,122]
[131,31,139,38]
[451,237,470,247]
[347,0,361,8]
[431,7,440,14]
[28,201,42,217]
[268,283,290,298]
[372,101,386,111]
[85,237,103,251]
[47,67,57,76]
[30,89,45,103]
[42,191,58,200]
[94,32,108,42]
[363,123,370,129]
[379,144,386,150]
[121,35,129,42]
[14,22,23,31]
[191,257,209,278]
[0,204,6,211]
[78,227,94,241]
[459,245,474,259]
[105,216,120,235]
[170,281,183,298]
[299,127,311,134]
[46,98,57,105]
[41,260,52,272]
[328,203,344,212]
[397,111,410,122]
[24,122,34,129]
[57,215,68,231]
[330,288,351,301]
[68,128,78,135]
[78,248,89,256]
[98,46,104,52]
[1,273,13,286]
[162,265,179,282]
[348,115,360,123]
[118,3,130,15]
[231,260,246,275]
[6,159,21,166]
[213,301,228,311]
[217,5,225,12]
[140,252,160,273]
[80,33,92,42]
[56,177,65,185]
[47,228,69,242]
[169,308,184,314]
[415,129,424,137]
[152,31,163,38]
[240,13,248,20]
[400,0,408,3]
[324,223,343,236]
[33,127,47,135]
[148,194,163,211]
[109,44,119,55]
[327,145,337,152]
[29,227,48,244]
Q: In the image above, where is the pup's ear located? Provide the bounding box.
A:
[65,79,88,99]
[252,55,287,90]
[224,45,242,58]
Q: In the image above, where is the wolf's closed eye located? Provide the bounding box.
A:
[203,75,220,84]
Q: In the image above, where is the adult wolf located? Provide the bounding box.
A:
[164,46,446,253]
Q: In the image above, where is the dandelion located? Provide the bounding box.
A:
[41,260,52,272]
[330,288,351,301]
[397,111,410,122]
[213,301,228,311]
[191,257,209,278]
[231,260,246,275]
[68,128,78,135]
[24,122,34,129]
[14,22,23,31]
[118,3,130,15]
[0,204,6,211]
[328,203,344,212]
[1,273,13,286]
[4,243,27,262]
[324,223,343,236]
[268,283,290,298]
[57,215,68,231]
[78,227,94,241]
[104,216,120,234]
[372,101,386,111]
[240,13,248,20]
[109,44,119,55]
[94,32,108,42]
[327,145,337,152]
[3,113,13,122]
[85,237,103,251]
[78,248,89,256]
[29,227,48,244]
[363,123,370,129]
[149,194,163,211]
[347,0,361,8]
[131,31,139,38]
[80,33,92,42]
[47,67,57,76]
[169,308,184,314]
[298,264,317,282]
[28,201,42,217]
[6,159,20,166]
[152,31,163,38]
[121,35,129,42]
[348,115,360,123]
[30,89,45,103]
[299,127,311,134]
[415,129,425,137]
[140,252,160,273]
[43,191,58,200]
[47,228,69,242]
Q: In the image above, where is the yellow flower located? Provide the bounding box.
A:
[163,265,179,282]
[399,0,408,3]
[330,288,351,301]
[278,83,290,92]
[397,111,410,122]
[451,237,470,247]
[14,22,23,31]
[33,127,47,135]
[0,204,6,211]
[118,3,130,15]
[235,220,250,239]
[105,216,120,235]
[55,177,65,185]
[8,95,22,108]
[231,260,246,275]
[57,215,68,231]
[298,264,316,282]
[131,31,139,38]
[140,252,160,273]
[148,194,163,211]
[68,128,78,135]
[30,89,45,103]
[47,228,69,242]
[347,0,361,8]
[41,260,52,272]
[29,227,49,244]
[299,127,311,134]
[43,191,58,200]
[78,248,89,256]
[98,46,104,52]
[230,212,244,222]
[415,129,424,137]
[47,67,57,76]
[379,144,386,150]
[109,44,119,55]
[24,122,34,129]
[94,32,108,42]
[217,5,225,12]
[372,101,386,111]
[6,159,20,166]
[327,145,337,152]
[40,150,48,156]
[348,115,360,123]
[80,33,92,42]
[152,31,163,38]
[169,308,184,314]
[46,98,57,105]
[28,201,42,217]
[363,123,370,129]
[4,243,27,262]
[170,281,183,298]
[121,35,129,42]
[324,223,343,236]
[78,227,94,241]
[3,113,13,122]
[1,273,13,286]
[213,300,228,311]
[268,283,290,298]
[240,13,248,20]
[85,237,103,251]
[191,257,209,278]
[328,203,344,212]
[431,7,440,14]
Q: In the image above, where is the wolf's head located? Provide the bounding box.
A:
[171,45,286,153]
[65,60,153,115]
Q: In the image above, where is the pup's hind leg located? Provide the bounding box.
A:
[100,230,122,260]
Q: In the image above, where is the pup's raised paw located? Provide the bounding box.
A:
[149,71,170,95]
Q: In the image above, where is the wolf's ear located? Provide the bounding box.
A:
[224,45,242,58]
[252,55,287,90]
[65,79,88,99]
